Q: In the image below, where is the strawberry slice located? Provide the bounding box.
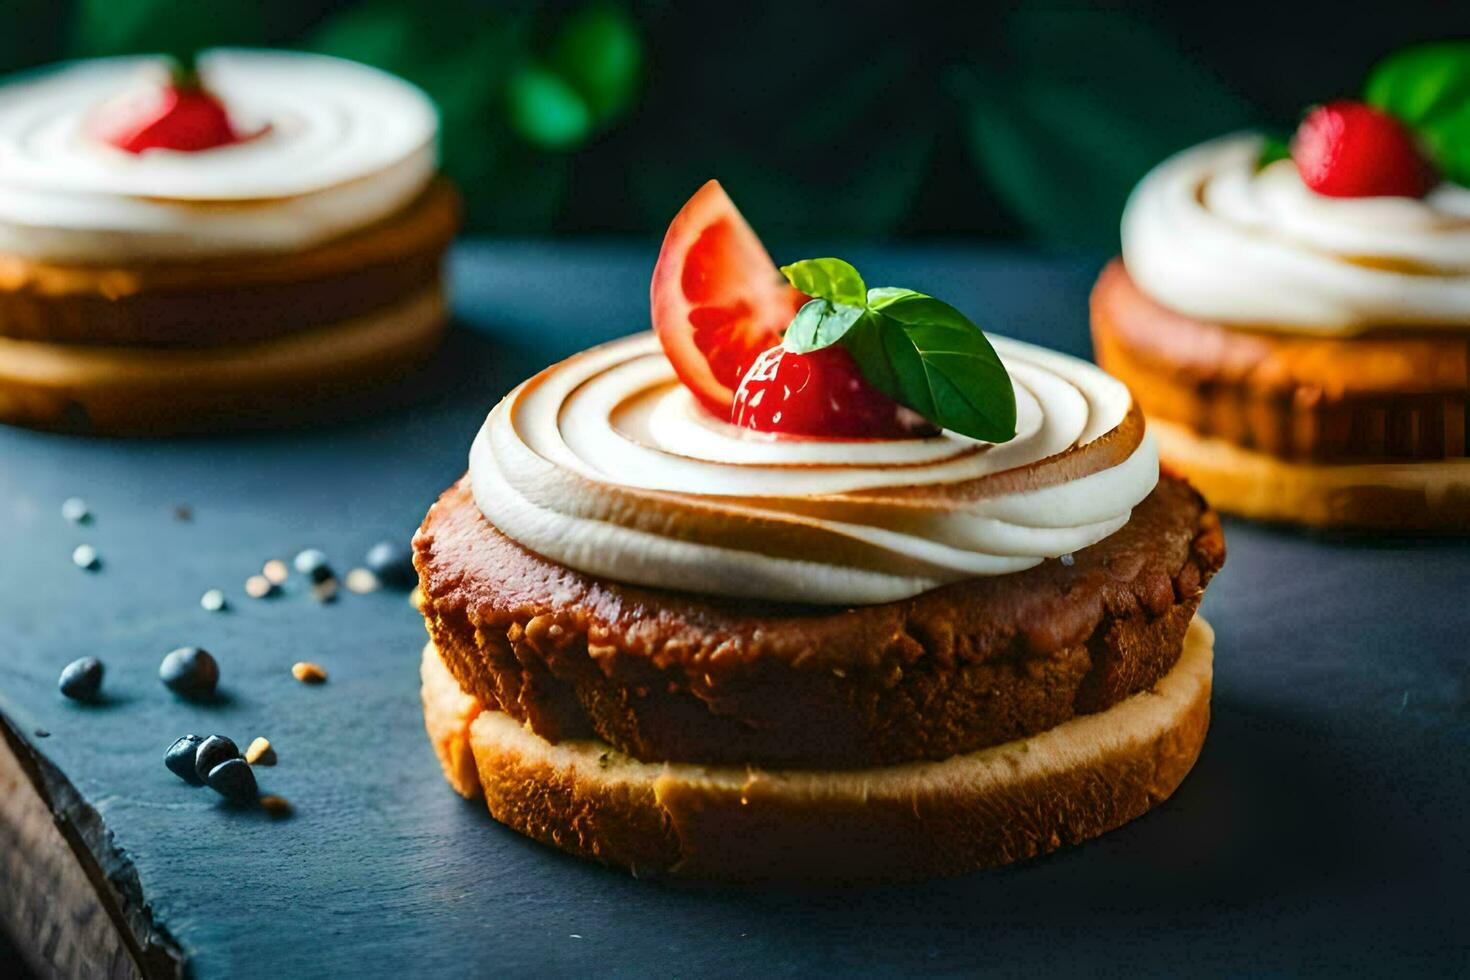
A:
[650,181,807,416]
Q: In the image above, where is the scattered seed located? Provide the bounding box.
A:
[310,578,338,604]
[364,540,416,590]
[34,729,49,739]
[259,794,292,818]
[72,544,100,570]
[61,497,91,524]
[173,504,193,522]
[193,735,240,783]
[245,737,276,766]
[1059,553,1075,567]
[58,657,104,701]
[293,549,333,584]
[262,559,289,585]
[206,758,258,804]
[245,575,276,599]
[292,662,327,684]
[159,647,219,700]
[345,568,379,594]
[200,589,228,612]
[165,735,206,785]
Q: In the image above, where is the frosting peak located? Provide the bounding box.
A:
[1122,134,1470,334]
[469,333,1158,605]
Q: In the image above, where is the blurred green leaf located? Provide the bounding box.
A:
[954,9,1261,248]
[311,1,575,232]
[1365,41,1470,128]
[1365,41,1470,185]
[508,65,592,150]
[548,3,641,125]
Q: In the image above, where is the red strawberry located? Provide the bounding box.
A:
[731,343,934,439]
[1291,100,1435,199]
[95,64,240,154]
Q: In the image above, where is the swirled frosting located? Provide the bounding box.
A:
[1122,134,1470,334]
[469,333,1159,605]
[0,50,437,262]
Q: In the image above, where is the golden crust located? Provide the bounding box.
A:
[419,617,1214,882]
[420,638,485,799]
[0,285,446,436]
[1091,259,1469,462]
[0,180,459,348]
[1151,417,1470,530]
[414,475,1225,768]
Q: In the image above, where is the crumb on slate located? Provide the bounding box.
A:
[245,737,276,766]
[292,662,327,684]
[260,795,292,818]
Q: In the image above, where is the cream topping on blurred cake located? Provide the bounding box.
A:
[1123,134,1470,333]
[0,50,437,262]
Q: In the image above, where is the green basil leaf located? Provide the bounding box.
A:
[780,258,867,307]
[841,310,931,414]
[1365,41,1470,128]
[865,285,919,310]
[783,299,866,354]
[852,294,1016,443]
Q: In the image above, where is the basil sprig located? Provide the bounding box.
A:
[778,258,1017,443]
[1365,41,1470,186]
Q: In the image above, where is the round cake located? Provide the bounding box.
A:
[1094,116,1470,528]
[0,50,458,435]
[412,182,1225,881]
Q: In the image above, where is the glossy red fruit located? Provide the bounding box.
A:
[732,344,933,439]
[651,181,808,416]
[96,81,240,154]
[1291,100,1434,198]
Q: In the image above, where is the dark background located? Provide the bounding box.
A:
[3,1,1466,247]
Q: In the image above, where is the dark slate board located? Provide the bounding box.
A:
[1,243,1467,977]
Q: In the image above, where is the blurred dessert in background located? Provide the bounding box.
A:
[0,49,458,435]
[1092,43,1470,529]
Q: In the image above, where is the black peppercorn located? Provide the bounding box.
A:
[159,647,219,699]
[58,657,104,701]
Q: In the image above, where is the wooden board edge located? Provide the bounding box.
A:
[0,711,186,980]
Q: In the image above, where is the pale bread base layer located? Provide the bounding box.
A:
[1152,418,1470,530]
[419,616,1214,882]
[0,284,446,435]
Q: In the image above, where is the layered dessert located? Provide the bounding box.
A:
[1093,43,1470,528]
[417,183,1224,881]
[0,49,457,435]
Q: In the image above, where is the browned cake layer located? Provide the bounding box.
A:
[0,179,459,348]
[1091,259,1469,462]
[414,473,1224,769]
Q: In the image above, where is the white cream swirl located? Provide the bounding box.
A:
[469,333,1158,605]
[1122,134,1470,333]
[0,50,438,262]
